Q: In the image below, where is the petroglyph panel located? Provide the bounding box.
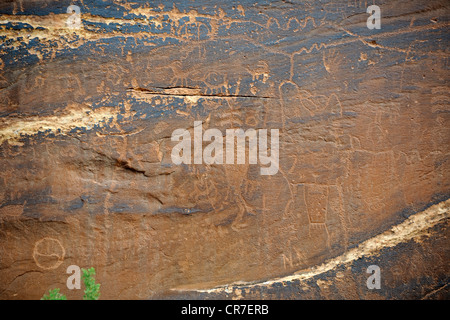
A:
[0,0,448,299]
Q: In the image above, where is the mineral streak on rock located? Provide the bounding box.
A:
[0,104,117,146]
[0,0,449,300]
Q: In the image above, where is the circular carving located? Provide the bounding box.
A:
[32,237,65,270]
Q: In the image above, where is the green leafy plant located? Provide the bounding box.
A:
[82,267,101,300]
[40,267,100,300]
[41,288,67,300]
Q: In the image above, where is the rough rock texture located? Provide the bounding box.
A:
[0,0,449,299]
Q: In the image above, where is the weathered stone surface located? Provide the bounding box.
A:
[0,0,448,299]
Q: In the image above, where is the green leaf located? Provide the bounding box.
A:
[41,288,67,300]
[81,267,101,300]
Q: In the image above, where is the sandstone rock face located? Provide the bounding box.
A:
[0,0,448,300]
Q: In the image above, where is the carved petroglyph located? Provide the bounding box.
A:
[179,198,450,293]
[306,185,328,224]
[0,0,448,300]
[32,237,65,270]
